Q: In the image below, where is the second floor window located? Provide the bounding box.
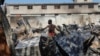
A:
[14,5,19,9]
[27,5,33,9]
[54,5,60,9]
[98,6,100,8]
[79,5,82,7]
[68,5,74,9]
[88,5,94,8]
[42,5,47,9]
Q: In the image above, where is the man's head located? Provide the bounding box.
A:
[48,19,52,24]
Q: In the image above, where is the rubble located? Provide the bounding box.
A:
[11,19,100,56]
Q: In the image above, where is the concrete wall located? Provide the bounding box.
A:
[6,4,98,15]
[9,14,100,29]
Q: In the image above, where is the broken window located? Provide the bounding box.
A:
[68,5,74,9]
[41,5,47,9]
[79,5,82,7]
[88,5,94,8]
[14,5,19,9]
[41,14,45,16]
[27,5,33,9]
[98,6,100,9]
[54,5,60,9]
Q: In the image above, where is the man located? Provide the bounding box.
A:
[43,19,59,38]
[41,19,59,55]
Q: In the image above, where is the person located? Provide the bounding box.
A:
[42,19,59,46]
[43,19,59,38]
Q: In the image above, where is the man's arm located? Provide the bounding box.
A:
[41,25,48,31]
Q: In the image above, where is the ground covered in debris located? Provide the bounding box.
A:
[12,24,100,56]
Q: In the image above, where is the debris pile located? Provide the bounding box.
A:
[39,24,100,56]
[11,19,100,56]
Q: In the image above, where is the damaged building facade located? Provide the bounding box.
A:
[6,0,100,29]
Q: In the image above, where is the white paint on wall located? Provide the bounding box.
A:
[10,14,100,29]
